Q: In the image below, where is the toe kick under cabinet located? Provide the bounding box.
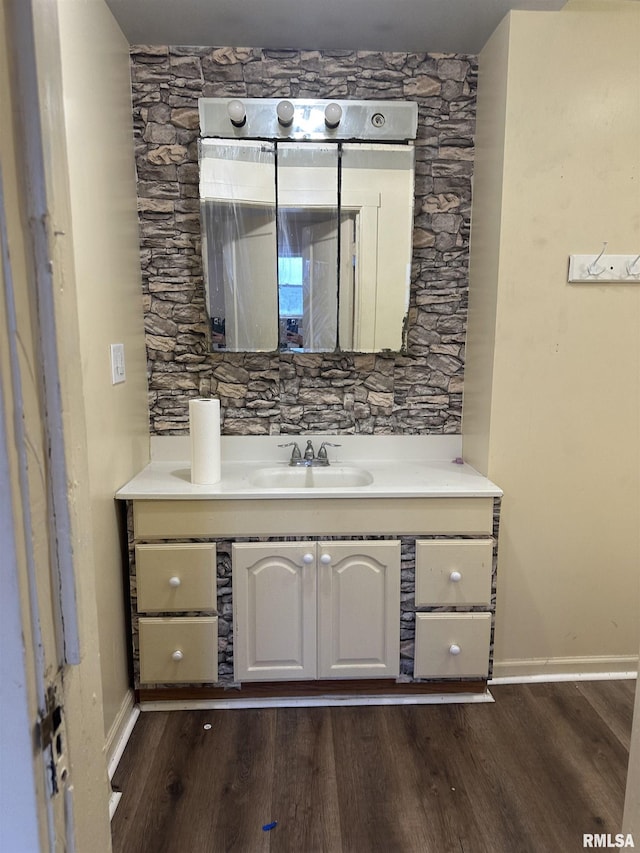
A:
[125,495,500,697]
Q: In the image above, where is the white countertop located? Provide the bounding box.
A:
[116,435,502,501]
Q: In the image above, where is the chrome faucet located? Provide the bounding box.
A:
[278,440,341,467]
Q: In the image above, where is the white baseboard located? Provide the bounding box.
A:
[491,655,638,684]
[105,690,139,782]
[138,691,495,712]
[109,791,122,821]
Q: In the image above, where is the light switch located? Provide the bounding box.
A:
[110,343,126,384]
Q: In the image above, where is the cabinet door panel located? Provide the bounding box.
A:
[233,543,316,681]
[318,540,400,679]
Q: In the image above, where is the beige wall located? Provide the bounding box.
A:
[464,1,640,676]
[56,0,150,738]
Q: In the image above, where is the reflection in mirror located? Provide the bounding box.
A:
[341,144,415,352]
[200,140,278,351]
[277,144,339,352]
[199,138,415,354]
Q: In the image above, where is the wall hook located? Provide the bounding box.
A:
[587,241,608,276]
[626,253,640,276]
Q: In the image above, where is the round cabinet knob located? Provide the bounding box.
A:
[320,554,332,565]
[169,576,181,587]
[171,650,184,662]
[449,571,462,583]
[449,644,461,656]
[302,553,314,564]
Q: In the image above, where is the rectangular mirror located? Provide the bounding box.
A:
[341,143,415,351]
[199,112,415,354]
[200,140,278,352]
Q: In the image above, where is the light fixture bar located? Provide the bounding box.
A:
[198,98,418,141]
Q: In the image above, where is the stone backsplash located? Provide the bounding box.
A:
[130,46,477,435]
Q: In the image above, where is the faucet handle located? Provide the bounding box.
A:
[317,441,341,461]
[278,441,301,461]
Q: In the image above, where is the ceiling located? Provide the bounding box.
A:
[104,0,566,55]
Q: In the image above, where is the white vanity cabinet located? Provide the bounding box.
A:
[119,454,501,697]
[232,540,401,682]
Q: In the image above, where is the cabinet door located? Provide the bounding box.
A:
[232,543,317,681]
[317,540,401,679]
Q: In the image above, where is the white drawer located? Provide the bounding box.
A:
[136,543,216,612]
[414,612,491,679]
[415,539,492,606]
[138,617,218,684]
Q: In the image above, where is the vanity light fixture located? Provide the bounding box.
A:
[276,100,295,127]
[227,99,246,127]
[324,102,342,129]
[200,98,418,141]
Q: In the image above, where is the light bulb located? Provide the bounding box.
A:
[324,102,342,128]
[277,100,295,126]
[227,99,246,127]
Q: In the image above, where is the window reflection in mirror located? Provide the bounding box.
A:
[199,139,414,353]
[277,143,339,352]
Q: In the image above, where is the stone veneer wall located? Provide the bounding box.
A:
[130,47,477,435]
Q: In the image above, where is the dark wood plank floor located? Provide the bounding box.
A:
[111,680,636,853]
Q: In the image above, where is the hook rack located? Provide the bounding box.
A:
[568,244,640,283]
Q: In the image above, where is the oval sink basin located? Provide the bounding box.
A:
[249,465,373,489]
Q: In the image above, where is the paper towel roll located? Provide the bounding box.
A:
[189,398,221,485]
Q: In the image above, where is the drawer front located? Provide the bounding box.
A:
[139,617,218,684]
[414,613,491,679]
[415,539,493,606]
[136,543,216,612]
[133,497,494,539]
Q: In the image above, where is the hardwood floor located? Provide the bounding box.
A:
[111,680,636,853]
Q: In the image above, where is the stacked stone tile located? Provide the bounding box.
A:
[130,46,477,436]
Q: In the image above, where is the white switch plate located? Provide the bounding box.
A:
[110,343,126,384]
[568,254,640,283]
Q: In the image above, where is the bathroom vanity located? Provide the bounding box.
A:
[116,435,502,703]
